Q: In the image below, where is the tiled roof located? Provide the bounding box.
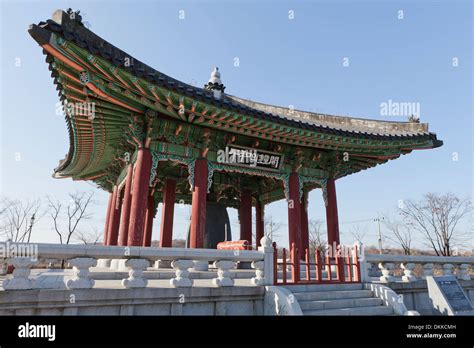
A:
[28,9,442,147]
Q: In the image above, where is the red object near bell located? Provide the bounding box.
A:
[7,265,15,274]
[217,240,251,250]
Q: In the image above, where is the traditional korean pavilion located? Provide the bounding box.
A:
[29,9,442,251]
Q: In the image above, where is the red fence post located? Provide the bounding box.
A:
[346,249,353,282]
[282,248,287,284]
[291,243,296,283]
[315,249,322,282]
[305,248,310,281]
[326,254,332,282]
[291,242,300,283]
[273,242,278,285]
[335,253,344,283]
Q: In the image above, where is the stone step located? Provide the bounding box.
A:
[303,305,393,316]
[299,297,383,311]
[294,289,373,301]
[283,283,363,293]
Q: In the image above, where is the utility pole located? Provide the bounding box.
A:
[268,216,273,240]
[374,216,384,254]
[27,213,36,243]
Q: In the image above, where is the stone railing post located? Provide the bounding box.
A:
[65,257,97,289]
[442,263,454,276]
[170,260,194,288]
[2,258,37,290]
[121,259,149,288]
[422,263,434,279]
[456,264,471,281]
[378,262,395,283]
[212,260,235,287]
[255,236,274,286]
[401,262,417,282]
[362,262,372,283]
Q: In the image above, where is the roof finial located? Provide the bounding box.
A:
[204,67,225,99]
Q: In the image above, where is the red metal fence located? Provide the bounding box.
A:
[273,242,361,285]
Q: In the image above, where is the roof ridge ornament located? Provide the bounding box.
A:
[408,114,420,123]
[204,67,225,100]
[52,8,83,26]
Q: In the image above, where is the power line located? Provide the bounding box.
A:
[339,218,374,225]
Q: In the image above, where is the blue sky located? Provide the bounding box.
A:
[0,0,472,250]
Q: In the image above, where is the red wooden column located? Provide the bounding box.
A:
[287,172,302,253]
[255,200,264,247]
[127,147,152,246]
[159,178,176,247]
[240,189,252,245]
[118,164,133,246]
[189,158,208,248]
[107,185,122,246]
[143,194,155,247]
[300,190,310,257]
[325,178,341,247]
[103,191,114,245]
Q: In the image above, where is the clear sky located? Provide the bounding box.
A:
[0,0,472,250]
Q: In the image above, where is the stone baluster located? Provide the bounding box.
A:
[2,258,37,290]
[170,260,194,288]
[121,259,149,288]
[251,261,265,286]
[212,260,235,287]
[422,263,434,279]
[378,262,395,283]
[65,258,97,289]
[401,262,417,282]
[442,263,454,276]
[456,264,471,281]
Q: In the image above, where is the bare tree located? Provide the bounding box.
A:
[0,199,43,242]
[75,227,102,245]
[47,192,94,245]
[0,197,9,217]
[350,224,367,244]
[383,216,412,255]
[400,193,472,256]
[264,215,282,240]
[309,219,326,252]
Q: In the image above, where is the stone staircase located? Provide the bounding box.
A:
[284,283,394,316]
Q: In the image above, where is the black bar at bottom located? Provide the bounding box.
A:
[0,316,472,346]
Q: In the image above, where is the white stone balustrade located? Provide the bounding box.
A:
[401,263,417,282]
[3,257,37,290]
[457,264,471,281]
[378,262,395,283]
[0,239,270,290]
[65,257,97,289]
[122,259,149,288]
[422,263,434,279]
[212,261,235,287]
[364,254,473,283]
[170,260,194,288]
[251,261,265,286]
[442,263,454,276]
